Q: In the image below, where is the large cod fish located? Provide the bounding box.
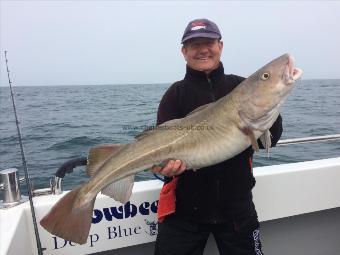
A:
[40,53,302,244]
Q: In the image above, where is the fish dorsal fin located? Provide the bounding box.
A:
[187,102,213,116]
[135,102,215,141]
[135,128,154,140]
[135,118,181,140]
[259,130,272,157]
[101,175,135,204]
[86,144,122,177]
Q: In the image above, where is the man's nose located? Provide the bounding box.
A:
[197,44,210,52]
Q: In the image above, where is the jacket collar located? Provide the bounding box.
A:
[184,62,225,88]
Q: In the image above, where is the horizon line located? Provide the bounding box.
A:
[1,78,339,88]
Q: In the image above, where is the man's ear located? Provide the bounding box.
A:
[181,46,188,61]
[219,40,224,51]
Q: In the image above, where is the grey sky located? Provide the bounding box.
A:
[0,1,339,86]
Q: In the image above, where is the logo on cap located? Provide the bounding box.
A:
[191,21,206,31]
[181,19,221,44]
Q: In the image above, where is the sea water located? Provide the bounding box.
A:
[1,80,339,192]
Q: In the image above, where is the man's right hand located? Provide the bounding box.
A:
[151,159,187,178]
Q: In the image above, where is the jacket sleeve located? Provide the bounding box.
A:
[258,114,283,148]
[156,83,181,125]
[156,83,182,183]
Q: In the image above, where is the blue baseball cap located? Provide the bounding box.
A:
[181,18,222,44]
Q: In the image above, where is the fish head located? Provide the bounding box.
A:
[238,53,303,131]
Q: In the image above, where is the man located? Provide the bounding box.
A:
[152,18,283,255]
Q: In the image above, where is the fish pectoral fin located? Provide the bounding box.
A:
[87,144,123,177]
[101,175,135,204]
[240,126,260,152]
[259,130,272,157]
[249,131,260,152]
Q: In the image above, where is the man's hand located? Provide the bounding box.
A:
[151,159,187,177]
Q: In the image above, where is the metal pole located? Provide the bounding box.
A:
[4,51,44,255]
[277,134,340,146]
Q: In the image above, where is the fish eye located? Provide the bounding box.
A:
[260,72,270,80]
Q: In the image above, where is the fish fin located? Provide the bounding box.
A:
[249,131,260,152]
[135,119,180,140]
[135,104,210,140]
[40,187,95,244]
[240,126,260,152]
[186,102,214,116]
[101,175,135,204]
[135,125,168,140]
[87,144,122,177]
[135,129,154,140]
[259,130,272,157]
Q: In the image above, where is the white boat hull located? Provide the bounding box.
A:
[1,157,340,255]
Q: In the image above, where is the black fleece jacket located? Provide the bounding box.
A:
[157,63,283,223]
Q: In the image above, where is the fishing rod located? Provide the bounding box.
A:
[4,51,45,255]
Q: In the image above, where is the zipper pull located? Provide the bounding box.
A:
[207,77,213,90]
[207,76,216,101]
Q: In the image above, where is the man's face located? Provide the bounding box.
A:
[182,38,223,74]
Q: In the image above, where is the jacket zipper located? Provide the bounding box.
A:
[212,178,220,224]
[216,179,220,203]
[207,77,216,101]
[208,75,219,224]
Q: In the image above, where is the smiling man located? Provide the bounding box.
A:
[152,19,283,255]
[181,38,223,74]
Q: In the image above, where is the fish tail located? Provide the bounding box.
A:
[40,186,96,244]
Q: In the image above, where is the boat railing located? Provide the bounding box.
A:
[277,134,340,146]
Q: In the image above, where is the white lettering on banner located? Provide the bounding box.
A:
[253,229,263,255]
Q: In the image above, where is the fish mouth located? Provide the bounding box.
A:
[284,54,303,84]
